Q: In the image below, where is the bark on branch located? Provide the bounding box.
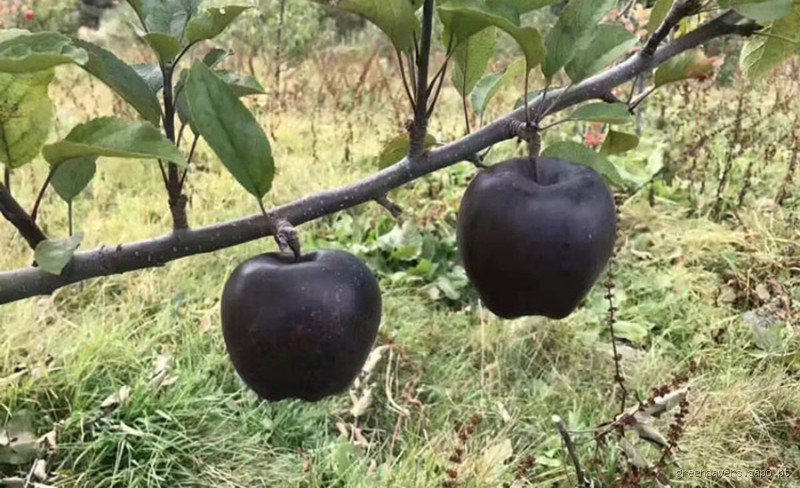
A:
[0,184,47,250]
[0,10,750,305]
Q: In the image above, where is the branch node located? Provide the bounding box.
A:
[376,195,403,220]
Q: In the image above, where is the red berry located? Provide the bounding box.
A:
[24,10,35,20]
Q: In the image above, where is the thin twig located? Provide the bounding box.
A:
[553,415,589,487]
[31,169,54,224]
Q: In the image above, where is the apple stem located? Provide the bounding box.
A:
[257,199,302,261]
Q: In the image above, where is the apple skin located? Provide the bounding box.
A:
[221,249,382,402]
[457,157,616,320]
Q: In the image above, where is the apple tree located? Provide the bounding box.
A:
[0,0,797,481]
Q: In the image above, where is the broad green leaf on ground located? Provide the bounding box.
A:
[719,0,794,22]
[73,39,163,125]
[0,32,88,73]
[185,5,250,44]
[43,117,184,167]
[51,156,97,203]
[185,61,274,199]
[0,29,28,43]
[471,58,525,117]
[438,1,545,70]
[451,27,497,97]
[565,24,637,82]
[647,0,673,33]
[312,0,419,53]
[377,133,438,169]
[600,130,639,155]
[655,49,714,86]
[34,233,84,275]
[542,0,616,79]
[541,141,625,187]
[740,7,800,81]
[0,70,54,169]
[131,63,163,93]
[570,102,632,124]
[141,32,181,64]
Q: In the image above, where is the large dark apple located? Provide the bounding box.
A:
[221,249,382,401]
[457,157,616,319]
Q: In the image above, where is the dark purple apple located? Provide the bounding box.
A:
[457,157,616,319]
[221,249,382,401]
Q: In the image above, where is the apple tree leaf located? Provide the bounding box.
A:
[312,0,419,53]
[542,141,626,187]
[185,5,250,44]
[719,0,794,22]
[565,24,637,82]
[438,0,545,71]
[0,31,88,73]
[72,39,163,126]
[600,130,639,155]
[542,0,616,80]
[377,133,438,169]
[471,58,526,117]
[647,0,673,33]
[185,61,274,199]
[451,27,497,97]
[740,7,800,81]
[34,233,84,275]
[43,117,184,167]
[50,156,97,203]
[0,70,54,169]
[570,102,632,125]
[654,49,714,86]
[141,32,181,64]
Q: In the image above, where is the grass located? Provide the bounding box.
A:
[1,38,799,487]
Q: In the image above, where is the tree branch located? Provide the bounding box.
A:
[408,0,434,158]
[0,183,47,250]
[0,10,751,305]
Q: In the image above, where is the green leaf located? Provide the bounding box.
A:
[34,233,84,275]
[185,61,274,199]
[377,133,437,169]
[214,70,265,96]
[570,102,632,124]
[141,32,181,64]
[185,5,250,44]
[124,0,146,26]
[0,32,88,73]
[0,70,54,169]
[600,130,639,155]
[719,0,794,22]
[203,48,230,68]
[131,63,163,93]
[654,49,714,86]
[542,0,616,79]
[438,0,545,70]
[508,0,561,13]
[471,58,526,117]
[565,24,637,82]
[451,27,497,97]
[143,0,203,37]
[541,141,625,187]
[43,117,184,167]
[50,156,96,203]
[314,0,419,53]
[740,7,800,81]
[647,0,673,33]
[73,39,163,126]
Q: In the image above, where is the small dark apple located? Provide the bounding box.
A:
[221,249,382,401]
[457,157,616,319]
